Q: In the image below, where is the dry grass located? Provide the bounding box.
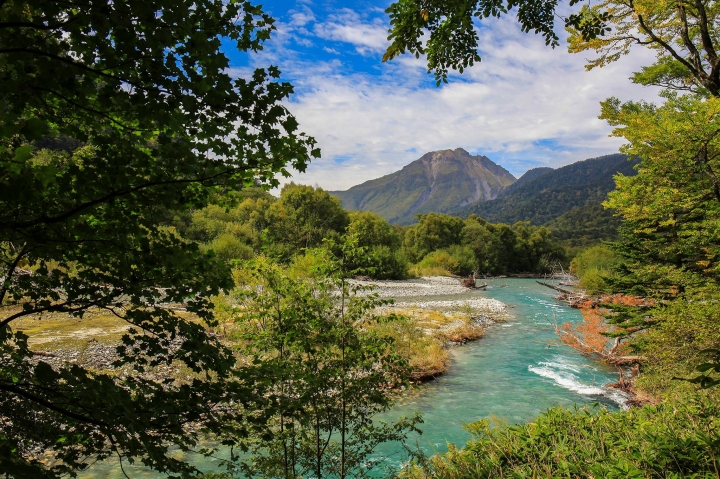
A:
[373,306,490,381]
[9,308,200,350]
[436,319,485,343]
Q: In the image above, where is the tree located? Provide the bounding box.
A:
[602,93,720,296]
[266,184,350,256]
[511,222,563,273]
[347,212,407,279]
[383,0,613,85]
[567,0,720,97]
[0,1,317,477]
[402,213,464,263]
[461,216,501,274]
[225,244,421,479]
[347,212,401,249]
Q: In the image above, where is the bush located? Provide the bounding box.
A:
[366,245,409,279]
[401,397,720,479]
[204,233,254,263]
[417,246,477,276]
[571,245,618,292]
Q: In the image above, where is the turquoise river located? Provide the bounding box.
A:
[81,278,624,478]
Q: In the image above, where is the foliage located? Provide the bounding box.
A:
[682,349,720,389]
[404,214,564,275]
[384,0,720,97]
[417,246,477,276]
[0,1,317,477]
[459,217,501,274]
[348,212,402,249]
[558,294,654,369]
[383,0,573,85]
[557,307,613,358]
[371,314,450,382]
[603,93,720,296]
[175,187,567,280]
[266,183,350,255]
[402,213,465,263]
[567,0,720,97]
[633,298,720,398]
[401,398,720,479]
[222,245,422,479]
[347,212,409,279]
[545,203,623,246]
[570,244,619,292]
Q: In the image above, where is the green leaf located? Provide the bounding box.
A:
[13,145,33,163]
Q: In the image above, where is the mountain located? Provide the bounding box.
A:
[544,203,624,246]
[452,153,638,226]
[501,167,554,195]
[329,148,516,225]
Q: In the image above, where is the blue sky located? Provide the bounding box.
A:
[230,0,660,190]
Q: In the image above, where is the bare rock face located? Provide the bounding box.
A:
[329,148,516,225]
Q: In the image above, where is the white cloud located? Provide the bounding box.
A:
[313,9,389,55]
[244,10,661,191]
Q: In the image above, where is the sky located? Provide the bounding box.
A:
[227,0,661,191]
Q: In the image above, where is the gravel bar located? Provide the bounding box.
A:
[350,276,472,298]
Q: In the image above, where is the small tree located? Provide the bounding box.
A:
[225,239,421,479]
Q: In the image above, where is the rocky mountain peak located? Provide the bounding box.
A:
[329,148,516,225]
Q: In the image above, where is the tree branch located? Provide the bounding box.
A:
[0,242,28,306]
[0,382,108,427]
[0,18,79,30]
[2,169,233,230]
[0,48,170,95]
[676,5,705,76]
[629,0,701,80]
[693,0,718,62]
[0,302,94,328]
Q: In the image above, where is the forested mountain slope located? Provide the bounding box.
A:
[329,148,516,225]
[452,154,638,226]
[500,166,554,195]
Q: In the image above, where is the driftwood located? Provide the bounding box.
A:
[463,272,487,289]
[536,280,590,307]
[536,280,574,295]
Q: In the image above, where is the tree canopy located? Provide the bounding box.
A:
[384,0,720,94]
[0,1,317,477]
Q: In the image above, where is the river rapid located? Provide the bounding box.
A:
[81,278,624,478]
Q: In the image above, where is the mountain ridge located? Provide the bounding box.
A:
[329,148,516,225]
[451,153,637,225]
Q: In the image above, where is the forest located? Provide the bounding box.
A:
[173,183,565,279]
[2,0,720,478]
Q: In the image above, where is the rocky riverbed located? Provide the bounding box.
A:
[353,276,508,318]
[26,277,508,384]
[350,276,472,298]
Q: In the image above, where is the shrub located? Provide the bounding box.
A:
[571,245,618,292]
[366,245,409,279]
[401,397,720,479]
[417,246,477,276]
[204,233,254,263]
[372,315,449,381]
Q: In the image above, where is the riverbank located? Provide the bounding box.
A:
[17,277,508,386]
[351,276,509,381]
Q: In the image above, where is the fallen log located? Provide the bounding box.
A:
[536,280,574,295]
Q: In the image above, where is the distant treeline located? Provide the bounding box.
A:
[171,183,567,279]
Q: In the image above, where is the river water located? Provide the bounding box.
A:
[81,278,624,478]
